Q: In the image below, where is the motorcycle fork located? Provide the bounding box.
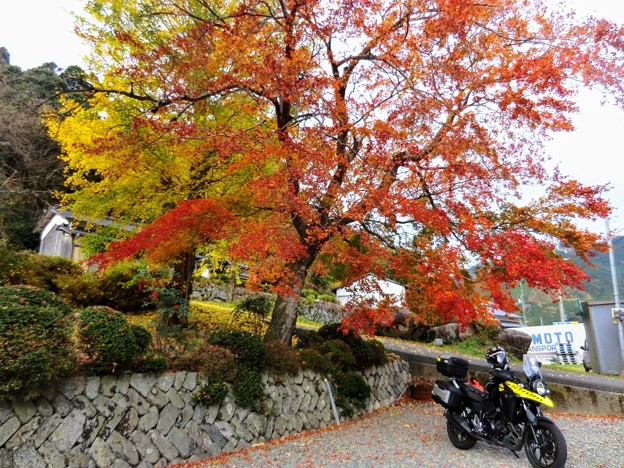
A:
[521,400,540,443]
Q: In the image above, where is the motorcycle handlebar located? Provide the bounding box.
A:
[489,367,515,381]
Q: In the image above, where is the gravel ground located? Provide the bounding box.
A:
[173,399,624,468]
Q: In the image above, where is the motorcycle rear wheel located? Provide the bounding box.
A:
[446,419,477,450]
[524,420,567,468]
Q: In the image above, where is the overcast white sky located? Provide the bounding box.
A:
[1,0,623,235]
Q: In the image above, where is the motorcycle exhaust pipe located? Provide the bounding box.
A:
[446,411,474,435]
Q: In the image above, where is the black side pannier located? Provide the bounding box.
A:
[436,355,469,379]
[431,379,464,409]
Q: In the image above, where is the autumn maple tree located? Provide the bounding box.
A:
[51,0,624,343]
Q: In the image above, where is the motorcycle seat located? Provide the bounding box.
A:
[460,381,489,402]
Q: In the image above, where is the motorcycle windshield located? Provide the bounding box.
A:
[523,354,542,379]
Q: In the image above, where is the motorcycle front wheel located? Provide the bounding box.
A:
[524,420,567,468]
[446,419,477,450]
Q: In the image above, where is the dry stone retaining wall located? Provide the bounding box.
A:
[0,361,410,467]
[192,283,343,324]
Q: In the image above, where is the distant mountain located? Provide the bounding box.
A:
[517,236,624,326]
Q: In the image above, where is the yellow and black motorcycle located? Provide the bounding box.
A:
[431,347,567,468]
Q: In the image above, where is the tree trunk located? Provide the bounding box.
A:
[165,252,195,327]
[264,259,310,345]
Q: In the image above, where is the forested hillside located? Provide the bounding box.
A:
[519,236,624,326]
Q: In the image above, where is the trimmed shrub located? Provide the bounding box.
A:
[206,327,267,371]
[192,381,229,406]
[294,329,325,349]
[5,252,82,292]
[317,294,339,304]
[297,348,336,375]
[98,263,153,312]
[131,324,153,351]
[78,306,140,373]
[368,339,389,366]
[0,286,75,400]
[134,351,168,374]
[232,294,272,335]
[232,368,264,409]
[173,344,238,382]
[54,273,105,307]
[319,339,357,373]
[265,341,302,375]
[335,371,371,411]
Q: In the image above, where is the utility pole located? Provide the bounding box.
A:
[519,281,528,325]
[606,218,624,375]
[558,291,566,323]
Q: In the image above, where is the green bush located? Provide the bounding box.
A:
[234,294,273,318]
[335,371,371,410]
[54,273,105,307]
[131,325,153,351]
[78,306,140,373]
[0,286,75,400]
[316,294,338,304]
[0,244,19,285]
[294,329,325,349]
[192,381,229,406]
[98,262,153,312]
[368,339,389,366]
[5,252,82,292]
[297,348,336,375]
[265,341,302,375]
[173,344,238,382]
[133,350,168,374]
[319,339,357,373]
[206,327,267,371]
[232,368,264,409]
[300,288,318,305]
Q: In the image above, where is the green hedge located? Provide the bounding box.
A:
[0,286,75,400]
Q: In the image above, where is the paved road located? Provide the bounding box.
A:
[380,336,624,394]
[177,399,624,467]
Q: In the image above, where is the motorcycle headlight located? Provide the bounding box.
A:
[531,379,549,396]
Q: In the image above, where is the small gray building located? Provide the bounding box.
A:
[34,207,85,261]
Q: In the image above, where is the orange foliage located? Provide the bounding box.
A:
[59,0,624,340]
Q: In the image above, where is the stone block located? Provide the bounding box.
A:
[107,430,139,465]
[168,427,194,458]
[85,376,101,400]
[156,403,178,436]
[117,408,139,437]
[130,431,160,464]
[33,398,53,418]
[49,408,86,453]
[58,376,86,400]
[0,417,20,447]
[146,388,169,408]
[183,373,197,391]
[0,402,12,425]
[166,388,185,410]
[72,395,97,418]
[156,373,176,393]
[38,440,66,468]
[33,413,62,448]
[90,437,115,468]
[11,400,36,424]
[130,374,158,398]
[127,389,150,415]
[51,393,73,417]
[138,406,159,432]
[100,375,118,397]
[5,415,41,450]
[148,429,179,462]
[13,443,46,468]
[117,374,131,395]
